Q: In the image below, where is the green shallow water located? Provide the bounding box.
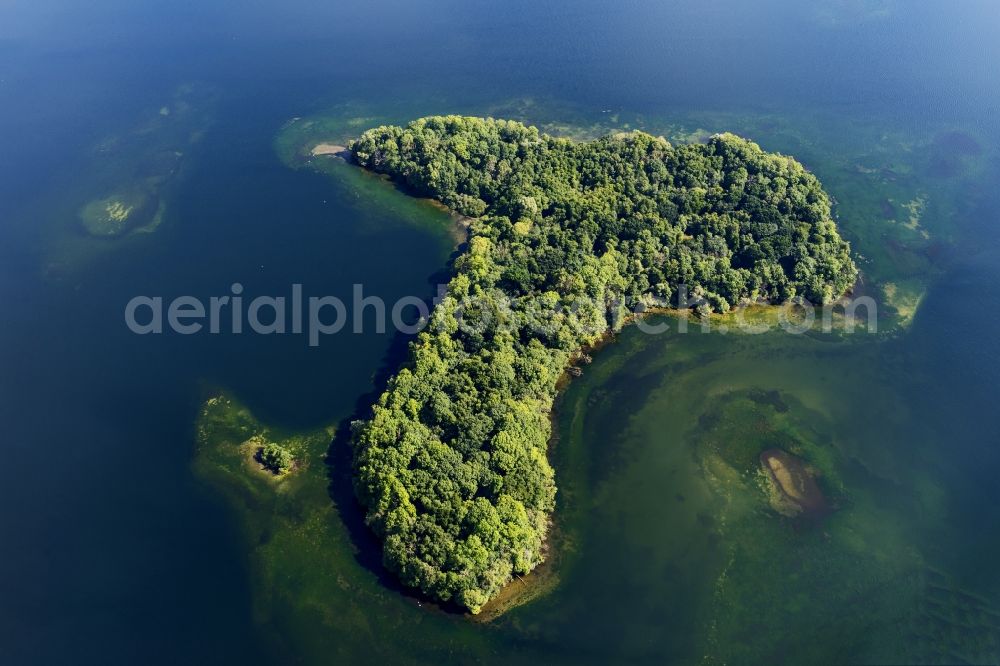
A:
[193,302,1000,664]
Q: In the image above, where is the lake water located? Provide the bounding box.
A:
[1,1,999,663]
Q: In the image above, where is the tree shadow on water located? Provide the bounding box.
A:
[322,248,470,617]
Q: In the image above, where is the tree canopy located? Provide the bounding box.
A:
[259,442,293,475]
[349,116,856,612]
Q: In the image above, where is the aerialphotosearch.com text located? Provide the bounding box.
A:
[124,282,878,346]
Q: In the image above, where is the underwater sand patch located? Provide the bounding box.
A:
[760,448,828,518]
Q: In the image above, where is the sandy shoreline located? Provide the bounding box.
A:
[311,143,350,158]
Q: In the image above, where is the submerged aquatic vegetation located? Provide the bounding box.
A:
[79,191,157,237]
[77,86,210,238]
[194,392,514,662]
[554,326,976,664]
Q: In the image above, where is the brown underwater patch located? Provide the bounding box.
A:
[760,448,829,518]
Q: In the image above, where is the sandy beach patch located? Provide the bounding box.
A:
[311,143,349,157]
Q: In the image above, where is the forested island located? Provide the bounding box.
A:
[348,116,857,613]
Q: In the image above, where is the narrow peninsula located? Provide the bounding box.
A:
[348,116,857,612]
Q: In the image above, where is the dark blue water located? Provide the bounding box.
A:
[1,1,998,663]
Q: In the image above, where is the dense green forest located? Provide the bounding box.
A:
[349,116,857,612]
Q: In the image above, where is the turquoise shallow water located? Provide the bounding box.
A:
[1,1,998,663]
